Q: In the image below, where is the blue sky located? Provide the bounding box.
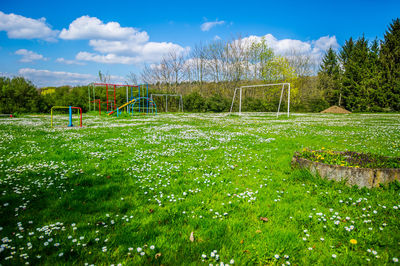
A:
[0,0,399,87]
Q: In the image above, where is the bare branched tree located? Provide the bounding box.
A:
[190,43,207,87]
[285,48,315,77]
[164,49,185,92]
[159,58,173,91]
[226,35,247,84]
[98,70,110,83]
[140,64,161,89]
[126,72,138,85]
[204,40,225,83]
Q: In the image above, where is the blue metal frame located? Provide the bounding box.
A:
[131,97,157,116]
[68,106,73,127]
[124,84,152,116]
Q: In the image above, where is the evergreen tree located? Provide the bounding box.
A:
[340,37,355,66]
[353,36,372,111]
[380,18,400,111]
[340,36,380,111]
[339,38,355,110]
[368,39,383,110]
[318,47,341,105]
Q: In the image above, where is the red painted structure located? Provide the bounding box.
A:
[71,107,83,127]
[91,99,102,115]
[50,106,83,128]
[92,83,139,112]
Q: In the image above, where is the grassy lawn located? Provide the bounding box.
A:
[0,112,399,265]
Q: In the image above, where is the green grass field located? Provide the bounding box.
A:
[1,113,400,265]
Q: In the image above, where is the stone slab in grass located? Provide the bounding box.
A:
[291,154,400,188]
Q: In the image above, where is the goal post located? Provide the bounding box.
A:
[150,94,183,112]
[229,83,291,117]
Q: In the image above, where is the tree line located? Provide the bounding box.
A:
[319,18,400,111]
[0,18,398,114]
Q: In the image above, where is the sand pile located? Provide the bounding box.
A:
[320,105,351,114]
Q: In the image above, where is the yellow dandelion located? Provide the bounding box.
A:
[350,239,357,245]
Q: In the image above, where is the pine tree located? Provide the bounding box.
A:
[318,47,341,106]
[368,39,383,110]
[340,38,356,110]
[352,36,371,111]
[340,37,355,67]
[380,18,400,111]
[340,36,380,111]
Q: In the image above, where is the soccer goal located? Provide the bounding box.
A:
[229,83,291,117]
[150,94,183,112]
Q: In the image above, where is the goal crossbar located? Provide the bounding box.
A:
[229,83,291,117]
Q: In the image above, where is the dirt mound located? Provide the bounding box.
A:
[320,105,351,114]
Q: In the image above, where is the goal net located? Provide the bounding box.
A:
[229,83,291,117]
[150,94,183,112]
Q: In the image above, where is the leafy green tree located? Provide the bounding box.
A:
[0,76,41,113]
[206,93,229,112]
[0,77,12,113]
[380,18,400,111]
[183,91,206,112]
[249,37,274,80]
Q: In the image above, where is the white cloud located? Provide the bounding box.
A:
[242,34,309,54]
[90,39,187,56]
[59,16,149,41]
[76,52,137,64]
[59,16,188,65]
[56,57,85,65]
[0,11,58,41]
[201,19,225,31]
[242,34,339,64]
[312,35,340,52]
[214,35,221,40]
[84,40,189,64]
[18,68,125,87]
[18,68,93,86]
[15,49,47,62]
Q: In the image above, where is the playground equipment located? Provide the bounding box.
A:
[150,94,183,112]
[89,83,135,113]
[108,97,157,116]
[89,83,156,117]
[91,99,102,116]
[51,106,82,128]
[230,83,291,117]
